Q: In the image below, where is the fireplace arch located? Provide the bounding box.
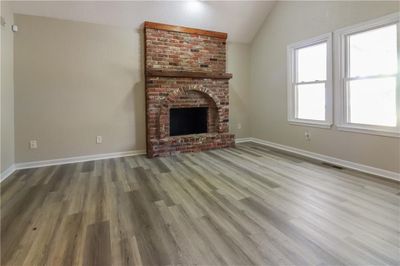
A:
[159,87,220,138]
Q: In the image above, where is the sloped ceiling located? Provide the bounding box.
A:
[8,1,276,43]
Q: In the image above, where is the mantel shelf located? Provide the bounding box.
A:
[146,70,233,80]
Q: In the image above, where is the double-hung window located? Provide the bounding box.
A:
[287,33,333,127]
[335,14,399,137]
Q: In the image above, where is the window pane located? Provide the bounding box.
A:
[348,77,396,126]
[296,42,327,82]
[297,83,325,120]
[349,24,397,77]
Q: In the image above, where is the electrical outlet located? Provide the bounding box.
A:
[30,140,38,149]
[304,131,311,141]
[96,136,102,144]
[237,123,242,130]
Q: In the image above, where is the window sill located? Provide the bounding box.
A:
[288,120,332,129]
[336,124,400,138]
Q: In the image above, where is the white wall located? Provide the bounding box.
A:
[250,1,399,173]
[13,14,251,163]
[1,1,15,174]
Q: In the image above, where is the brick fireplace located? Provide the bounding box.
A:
[144,22,235,157]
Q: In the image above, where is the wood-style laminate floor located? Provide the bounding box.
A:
[1,142,399,266]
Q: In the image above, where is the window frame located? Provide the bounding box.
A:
[334,13,400,137]
[287,33,333,128]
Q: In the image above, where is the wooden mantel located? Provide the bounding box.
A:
[144,21,227,40]
[146,69,233,80]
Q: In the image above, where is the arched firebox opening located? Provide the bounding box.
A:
[159,88,220,139]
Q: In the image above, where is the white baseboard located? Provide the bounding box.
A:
[16,150,147,170]
[245,137,400,182]
[0,149,146,183]
[235,137,253,143]
[1,140,249,182]
[1,164,16,183]
[2,139,398,183]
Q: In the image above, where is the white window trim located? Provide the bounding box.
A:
[287,33,333,128]
[334,13,400,138]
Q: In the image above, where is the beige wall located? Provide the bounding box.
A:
[227,42,251,138]
[1,1,15,173]
[250,1,400,173]
[14,14,145,162]
[13,3,399,173]
[14,14,251,163]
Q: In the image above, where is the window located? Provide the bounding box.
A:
[287,33,333,127]
[335,14,399,137]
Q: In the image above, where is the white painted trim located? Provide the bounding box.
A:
[334,12,399,37]
[0,140,250,181]
[287,32,333,127]
[15,150,146,170]
[289,120,332,129]
[334,13,400,138]
[336,125,400,138]
[2,140,398,183]
[1,164,16,182]
[235,137,253,143]
[0,149,146,183]
[245,137,400,182]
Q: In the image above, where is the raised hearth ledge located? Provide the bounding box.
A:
[148,133,235,157]
[153,133,235,143]
[146,70,233,80]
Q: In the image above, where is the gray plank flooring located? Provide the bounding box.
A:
[1,142,399,265]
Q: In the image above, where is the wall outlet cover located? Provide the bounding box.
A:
[30,140,38,149]
[304,131,311,141]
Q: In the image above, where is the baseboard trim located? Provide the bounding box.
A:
[0,149,146,183]
[246,137,400,182]
[16,150,147,170]
[1,164,16,183]
[235,137,253,143]
[3,139,398,182]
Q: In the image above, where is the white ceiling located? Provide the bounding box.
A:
[8,1,276,43]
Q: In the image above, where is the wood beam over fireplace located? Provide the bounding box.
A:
[146,69,232,80]
[144,21,228,39]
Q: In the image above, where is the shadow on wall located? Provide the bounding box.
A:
[132,80,145,150]
[228,83,250,138]
[111,27,146,152]
[133,28,146,151]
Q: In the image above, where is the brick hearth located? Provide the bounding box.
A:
[144,22,235,157]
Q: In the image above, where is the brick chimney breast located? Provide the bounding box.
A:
[144,22,235,157]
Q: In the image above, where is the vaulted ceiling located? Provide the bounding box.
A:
[8,1,276,43]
